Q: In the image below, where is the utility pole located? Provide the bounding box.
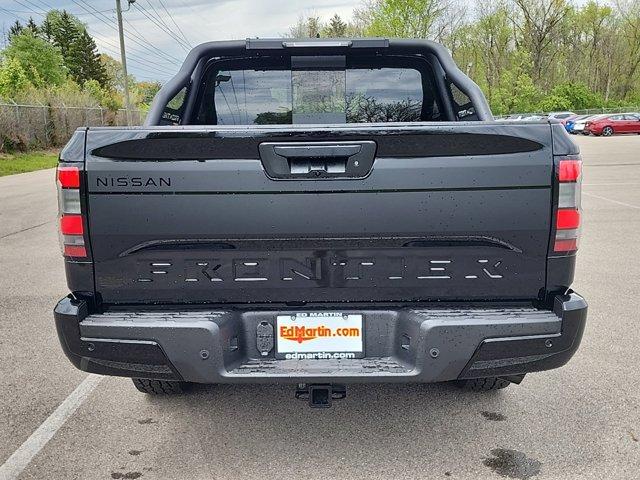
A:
[116,0,132,126]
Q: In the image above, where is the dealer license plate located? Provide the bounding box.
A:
[276,312,364,359]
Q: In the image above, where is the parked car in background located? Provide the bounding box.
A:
[522,114,547,121]
[549,111,576,125]
[564,116,576,133]
[566,114,591,134]
[503,114,548,121]
[572,114,605,135]
[504,114,546,121]
[586,113,640,136]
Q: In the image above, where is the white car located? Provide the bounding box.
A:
[549,111,576,121]
[572,114,606,134]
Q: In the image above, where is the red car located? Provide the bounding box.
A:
[586,114,640,136]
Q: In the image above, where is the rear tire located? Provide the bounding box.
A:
[132,378,189,395]
[456,377,512,391]
[602,126,614,136]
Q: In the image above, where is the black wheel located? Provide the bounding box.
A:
[602,126,614,136]
[132,378,189,395]
[456,377,512,391]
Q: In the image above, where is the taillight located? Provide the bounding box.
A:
[556,209,580,229]
[57,166,80,188]
[554,157,582,253]
[558,160,581,182]
[60,215,84,235]
[57,165,87,258]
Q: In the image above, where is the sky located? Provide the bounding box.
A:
[0,0,358,82]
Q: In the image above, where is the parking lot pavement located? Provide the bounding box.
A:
[0,170,87,469]
[1,135,639,480]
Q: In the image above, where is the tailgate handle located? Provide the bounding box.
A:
[274,144,360,174]
[259,141,376,179]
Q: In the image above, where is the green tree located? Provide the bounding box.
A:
[136,81,162,105]
[69,30,108,86]
[82,78,121,110]
[513,0,572,86]
[100,54,136,93]
[0,57,30,98]
[25,18,40,36]
[42,10,107,87]
[3,31,66,88]
[539,94,572,111]
[364,0,451,38]
[82,78,102,99]
[490,51,541,114]
[307,16,322,37]
[288,15,323,38]
[560,2,619,102]
[288,12,367,38]
[41,11,81,58]
[8,20,23,40]
[549,82,604,110]
[283,1,640,113]
[615,0,640,100]
[323,14,348,37]
[450,2,517,104]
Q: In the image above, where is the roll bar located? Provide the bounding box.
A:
[145,38,493,126]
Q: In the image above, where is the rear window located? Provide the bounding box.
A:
[194,57,443,125]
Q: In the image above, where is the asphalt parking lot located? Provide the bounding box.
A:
[1,134,639,480]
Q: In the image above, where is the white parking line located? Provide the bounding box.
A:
[583,192,640,210]
[0,375,102,480]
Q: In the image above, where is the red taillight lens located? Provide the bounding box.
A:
[57,164,87,258]
[556,209,581,230]
[554,157,582,253]
[57,166,80,188]
[60,215,84,235]
[558,160,581,182]
[63,245,87,257]
[554,238,578,252]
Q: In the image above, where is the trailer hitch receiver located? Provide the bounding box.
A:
[295,383,347,408]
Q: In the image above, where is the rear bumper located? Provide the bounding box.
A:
[54,293,587,384]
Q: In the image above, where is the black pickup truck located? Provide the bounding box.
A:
[54,38,587,406]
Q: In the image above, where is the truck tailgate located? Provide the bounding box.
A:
[84,123,554,304]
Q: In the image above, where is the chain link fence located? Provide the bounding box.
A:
[0,101,146,152]
[572,106,640,115]
[496,106,640,119]
[4,101,638,151]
